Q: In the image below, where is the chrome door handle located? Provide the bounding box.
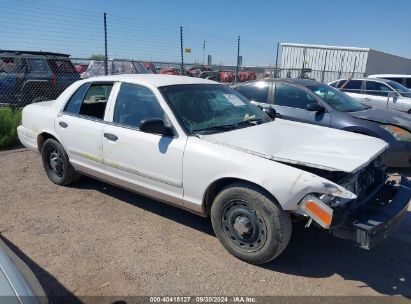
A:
[59,121,68,128]
[104,133,118,141]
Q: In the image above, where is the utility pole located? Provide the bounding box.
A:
[235,36,240,83]
[103,12,108,75]
[180,26,184,76]
[202,40,206,65]
[274,42,279,78]
[321,51,328,83]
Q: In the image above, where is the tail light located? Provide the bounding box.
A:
[51,73,57,86]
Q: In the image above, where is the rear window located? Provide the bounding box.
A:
[28,58,50,73]
[47,59,76,73]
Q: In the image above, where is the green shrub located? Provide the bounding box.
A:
[0,108,22,149]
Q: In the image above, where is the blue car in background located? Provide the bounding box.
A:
[0,50,80,106]
[233,78,411,168]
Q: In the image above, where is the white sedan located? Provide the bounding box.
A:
[17,75,411,264]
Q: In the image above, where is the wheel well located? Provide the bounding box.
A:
[203,178,277,216]
[37,132,58,153]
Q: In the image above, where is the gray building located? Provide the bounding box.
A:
[280,43,411,83]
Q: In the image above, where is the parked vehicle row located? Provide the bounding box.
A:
[329,78,411,113]
[369,74,411,89]
[234,79,411,167]
[17,74,411,266]
[0,50,80,106]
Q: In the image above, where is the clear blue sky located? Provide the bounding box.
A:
[1,0,410,66]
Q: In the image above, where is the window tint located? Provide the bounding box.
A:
[237,82,270,103]
[365,81,392,97]
[0,56,18,74]
[64,83,112,119]
[340,80,362,93]
[28,59,50,73]
[47,59,76,73]
[406,78,411,88]
[113,83,164,128]
[385,77,402,84]
[64,83,89,114]
[274,83,316,109]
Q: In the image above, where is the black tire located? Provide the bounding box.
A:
[41,138,81,186]
[211,182,292,265]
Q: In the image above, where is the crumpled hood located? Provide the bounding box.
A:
[348,107,411,130]
[200,119,388,173]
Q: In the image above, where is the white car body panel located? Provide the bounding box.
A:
[201,119,386,173]
[17,75,388,216]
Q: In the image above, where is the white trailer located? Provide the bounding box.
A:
[280,43,411,83]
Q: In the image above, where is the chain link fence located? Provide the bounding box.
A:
[0,0,364,108]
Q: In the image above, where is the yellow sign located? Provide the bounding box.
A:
[185,48,192,54]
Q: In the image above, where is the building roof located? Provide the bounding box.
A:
[281,43,370,52]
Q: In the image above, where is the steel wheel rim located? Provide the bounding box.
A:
[49,147,64,177]
[222,200,267,252]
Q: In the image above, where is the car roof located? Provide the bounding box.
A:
[333,77,393,84]
[238,78,321,87]
[83,74,219,87]
[369,74,411,78]
[0,50,70,57]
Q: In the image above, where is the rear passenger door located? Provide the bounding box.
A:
[272,82,330,127]
[56,82,114,178]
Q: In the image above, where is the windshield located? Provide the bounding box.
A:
[387,81,411,98]
[309,84,369,112]
[160,84,270,134]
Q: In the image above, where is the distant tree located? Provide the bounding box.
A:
[89,54,105,60]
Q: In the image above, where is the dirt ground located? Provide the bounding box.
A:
[1,147,411,302]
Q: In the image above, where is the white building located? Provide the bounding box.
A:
[280,43,411,83]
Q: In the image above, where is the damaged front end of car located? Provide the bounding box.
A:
[291,156,411,249]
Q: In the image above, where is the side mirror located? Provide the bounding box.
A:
[139,118,174,137]
[306,103,325,112]
[255,104,277,120]
[263,107,277,120]
[387,91,398,98]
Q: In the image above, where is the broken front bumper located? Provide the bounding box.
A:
[332,175,411,249]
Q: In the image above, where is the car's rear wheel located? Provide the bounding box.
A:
[41,138,80,185]
[211,182,292,265]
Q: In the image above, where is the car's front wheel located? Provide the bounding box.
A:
[41,138,80,185]
[211,182,292,265]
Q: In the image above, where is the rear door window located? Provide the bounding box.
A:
[47,59,76,74]
[28,58,50,73]
[236,82,270,103]
[406,78,411,88]
[339,80,362,93]
[64,83,113,120]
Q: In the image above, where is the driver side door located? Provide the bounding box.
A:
[272,82,331,127]
[102,82,186,206]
